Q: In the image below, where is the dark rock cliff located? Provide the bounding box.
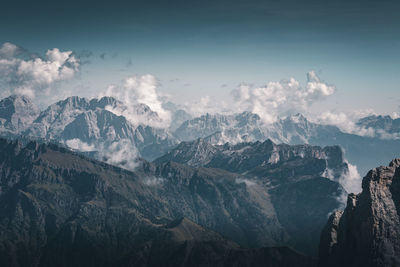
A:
[319,159,400,267]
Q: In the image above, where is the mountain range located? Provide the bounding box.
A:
[1,94,399,180]
[175,112,400,177]
[0,94,399,266]
[0,135,350,265]
[1,135,398,266]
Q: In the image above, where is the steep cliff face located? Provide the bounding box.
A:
[319,159,400,267]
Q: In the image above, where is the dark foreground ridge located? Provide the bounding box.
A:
[0,138,319,266]
[319,159,400,267]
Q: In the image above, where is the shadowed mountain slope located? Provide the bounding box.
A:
[0,138,319,266]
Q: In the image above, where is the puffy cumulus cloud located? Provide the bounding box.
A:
[123,75,169,120]
[99,74,171,128]
[0,42,19,58]
[230,71,335,124]
[0,42,79,99]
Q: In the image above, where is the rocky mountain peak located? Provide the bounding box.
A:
[234,111,261,122]
[389,158,400,168]
[59,95,90,109]
[89,96,122,109]
[0,94,40,133]
[286,113,308,123]
[319,158,400,267]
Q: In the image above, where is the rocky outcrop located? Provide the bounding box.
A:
[319,159,400,267]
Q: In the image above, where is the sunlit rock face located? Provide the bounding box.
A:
[319,159,400,267]
[0,94,40,135]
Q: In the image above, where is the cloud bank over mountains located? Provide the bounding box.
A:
[98,74,171,128]
[230,70,335,124]
[0,42,398,140]
[0,42,80,99]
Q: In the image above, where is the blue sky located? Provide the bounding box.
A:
[0,0,399,114]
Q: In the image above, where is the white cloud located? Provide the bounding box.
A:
[0,43,80,99]
[339,161,362,194]
[65,138,139,171]
[65,138,96,152]
[391,111,400,119]
[315,110,400,140]
[98,74,171,128]
[0,42,19,58]
[230,71,335,124]
[323,159,362,208]
[98,139,139,171]
[235,178,256,187]
[376,129,400,140]
[316,111,375,136]
[123,75,169,120]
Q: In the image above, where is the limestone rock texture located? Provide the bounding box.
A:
[319,158,400,267]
